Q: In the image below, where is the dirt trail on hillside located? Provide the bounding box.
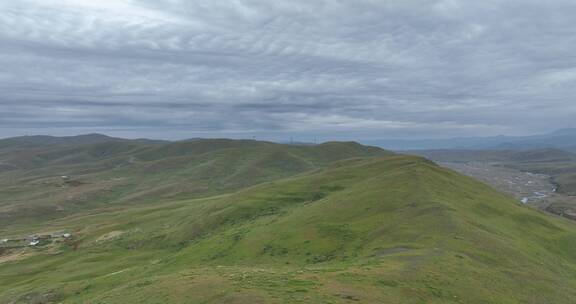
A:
[0,250,35,264]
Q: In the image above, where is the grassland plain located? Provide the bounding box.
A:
[2,153,576,303]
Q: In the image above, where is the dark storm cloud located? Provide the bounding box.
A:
[1,0,576,140]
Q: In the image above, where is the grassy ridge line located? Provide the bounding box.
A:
[0,140,391,229]
[2,155,576,303]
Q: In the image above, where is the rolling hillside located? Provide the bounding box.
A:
[2,152,576,303]
[0,137,390,229]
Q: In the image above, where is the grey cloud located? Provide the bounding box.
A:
[0,0,575,141]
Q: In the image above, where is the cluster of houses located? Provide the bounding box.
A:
[0,232,72,248]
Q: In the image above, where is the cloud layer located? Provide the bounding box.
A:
[1,0,575,140]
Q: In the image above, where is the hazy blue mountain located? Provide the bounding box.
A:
[367,128,576,150]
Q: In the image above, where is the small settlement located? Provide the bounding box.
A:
[0,232,72,248]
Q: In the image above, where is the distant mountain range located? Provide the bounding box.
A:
[410,148,576,163]
[4,129,576,151]
[366,128,576,151]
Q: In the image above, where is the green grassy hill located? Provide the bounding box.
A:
[0,138,390,229]
[2,154,576,303]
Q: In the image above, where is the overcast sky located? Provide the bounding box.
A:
[1,0,575,141]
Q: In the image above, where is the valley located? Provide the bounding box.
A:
[439,162,556,208]
[412,149,576,221]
